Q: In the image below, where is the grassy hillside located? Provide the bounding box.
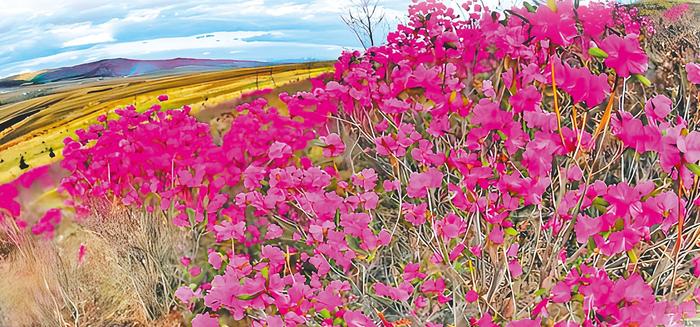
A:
[0,62,333,184]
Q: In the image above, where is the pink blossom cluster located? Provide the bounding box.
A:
[1,165,64,237]
[6,0,700,326]
[663,3,691,22]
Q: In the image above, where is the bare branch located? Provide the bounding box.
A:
[341,0,388,50]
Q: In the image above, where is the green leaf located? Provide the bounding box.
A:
[588,47,609,59]
[523,2,537,12]
[320,309,332,319]
[261,266,269,280]
[534,288,548,296]
[237,292,260,300]
[504,227,518,236]
[444,42,458,50]
[613,218,625,232]
[686,162,700,176]
[626,249,638,263]
[481,157,490,167]
[309,139,325,147]
[587,238,596,253]
[186,208,196,221]
[634,74,651,87]
[592,196,609,212]
[333,317,344,326]
[496,130,508,141]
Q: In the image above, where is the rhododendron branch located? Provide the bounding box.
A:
[674,178,686,256]
[671,177,686,294]
[20,2,698,326]
[592,75,620,140]
[550,58,566,147]
[573,111,588,160]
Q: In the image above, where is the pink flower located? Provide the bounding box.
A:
[529,4,577,46]
[477,313,497,327]
[644,95,672,123]
[343,310,375,327]
[687,63,700,84]
[599,34,648,77]
[508,259,523,278]
[488,226,504,244]
[403,262,426,281]
[578,2,612,38]
[157,94,169,102]
[554,58,609,107]
[242,165,266,190]
[507,318,541,327]
[319,133,345,157]
[77,244,87,265]
[208,251,223,270]
[175,285,201,307]
[214,220,246,241]
[406,167,443,198]
[403,202,427,226]
[374,282,412,301]
[383,179,400,191]
[466,289,478,303]
[191,313,218,327]
[265,224,283,240]
[693,257,700,277]
[31,208,62,237]
[611,111,661,153]
[266,316,284,327]
[420,278,445,294]
[352,168,377,191]
[574,214,601,243]
[551,282,571,303]
[435,213,466,241]
[268,141,292,160]
[565,68,609,107]
[679,131,700,163]
[509,86,541,113]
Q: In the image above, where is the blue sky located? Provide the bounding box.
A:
[0,0,522,78]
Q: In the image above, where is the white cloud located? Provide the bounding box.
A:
[63,33,116,47]
[46,7,162,48]
[49,22,115,47]
[0,0,418,77]
[124,8,162,22]
[0,31,352,76]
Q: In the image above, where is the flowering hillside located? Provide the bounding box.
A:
[2,0,700,326]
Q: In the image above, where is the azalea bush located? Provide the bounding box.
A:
[4,0,700,326]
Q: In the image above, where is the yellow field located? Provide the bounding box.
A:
[0,62,334,184]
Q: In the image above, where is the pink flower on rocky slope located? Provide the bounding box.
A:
[268,141,292,160]
[599,34,648,77]
[319,133,345,157]
[406,167,443,198]
[191,313,218,327]
[686,63,700,84]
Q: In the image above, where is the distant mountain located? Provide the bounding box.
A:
[26,58,268,84]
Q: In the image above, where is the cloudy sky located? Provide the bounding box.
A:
[0,0,522,78]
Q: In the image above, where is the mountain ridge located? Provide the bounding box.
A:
[3,58,269,85]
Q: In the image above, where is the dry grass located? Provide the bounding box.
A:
[0,203,191,327]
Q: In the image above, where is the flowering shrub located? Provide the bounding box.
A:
[4,0,700,326]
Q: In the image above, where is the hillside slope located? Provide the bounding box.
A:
[0,62,333,183]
